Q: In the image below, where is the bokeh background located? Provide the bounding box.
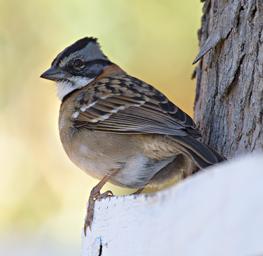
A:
[0,1,201,255]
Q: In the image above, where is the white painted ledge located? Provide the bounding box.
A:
[82,153,263,256]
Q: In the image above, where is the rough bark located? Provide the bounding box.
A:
[194,0,263,158]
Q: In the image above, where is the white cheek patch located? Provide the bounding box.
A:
[70,77,94,87]
[56,80,73,100]
[56,77,94,100]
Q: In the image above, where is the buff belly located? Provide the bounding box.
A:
[60,128,175,188]
[69,138,175,188]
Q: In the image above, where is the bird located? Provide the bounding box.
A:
[40,37,225,235]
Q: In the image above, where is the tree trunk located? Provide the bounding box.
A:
[194,0,263,158]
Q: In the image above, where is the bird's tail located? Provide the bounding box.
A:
[172,135,225,169]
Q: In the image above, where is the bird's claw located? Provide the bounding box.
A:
[84,189,114,236]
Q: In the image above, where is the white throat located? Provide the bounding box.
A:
[56,77,94,100]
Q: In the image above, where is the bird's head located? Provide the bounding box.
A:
[40,37,112,100]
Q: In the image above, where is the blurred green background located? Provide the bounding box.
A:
[0,0,201,254]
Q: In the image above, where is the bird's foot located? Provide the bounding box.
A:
[84,188,114,236]
[132,187,144,195]
[97,190,114,200]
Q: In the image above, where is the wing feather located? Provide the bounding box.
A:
[71,74,224,167]
[72,74,200,137]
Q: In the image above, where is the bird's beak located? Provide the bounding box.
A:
[40,67,66,81]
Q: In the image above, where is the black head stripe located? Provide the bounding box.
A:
[67,59,112,77]
[84,59,112,66]
[52,37,98,66]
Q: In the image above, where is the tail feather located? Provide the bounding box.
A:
[172,135,225,169]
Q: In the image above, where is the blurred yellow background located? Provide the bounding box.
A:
[0,0,201,254]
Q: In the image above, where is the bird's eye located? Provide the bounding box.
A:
[73,59,85,69]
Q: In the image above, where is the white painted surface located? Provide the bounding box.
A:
[82,153,263,256]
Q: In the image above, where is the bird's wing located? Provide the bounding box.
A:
[72,74,224,167]
[73,74,200,138]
